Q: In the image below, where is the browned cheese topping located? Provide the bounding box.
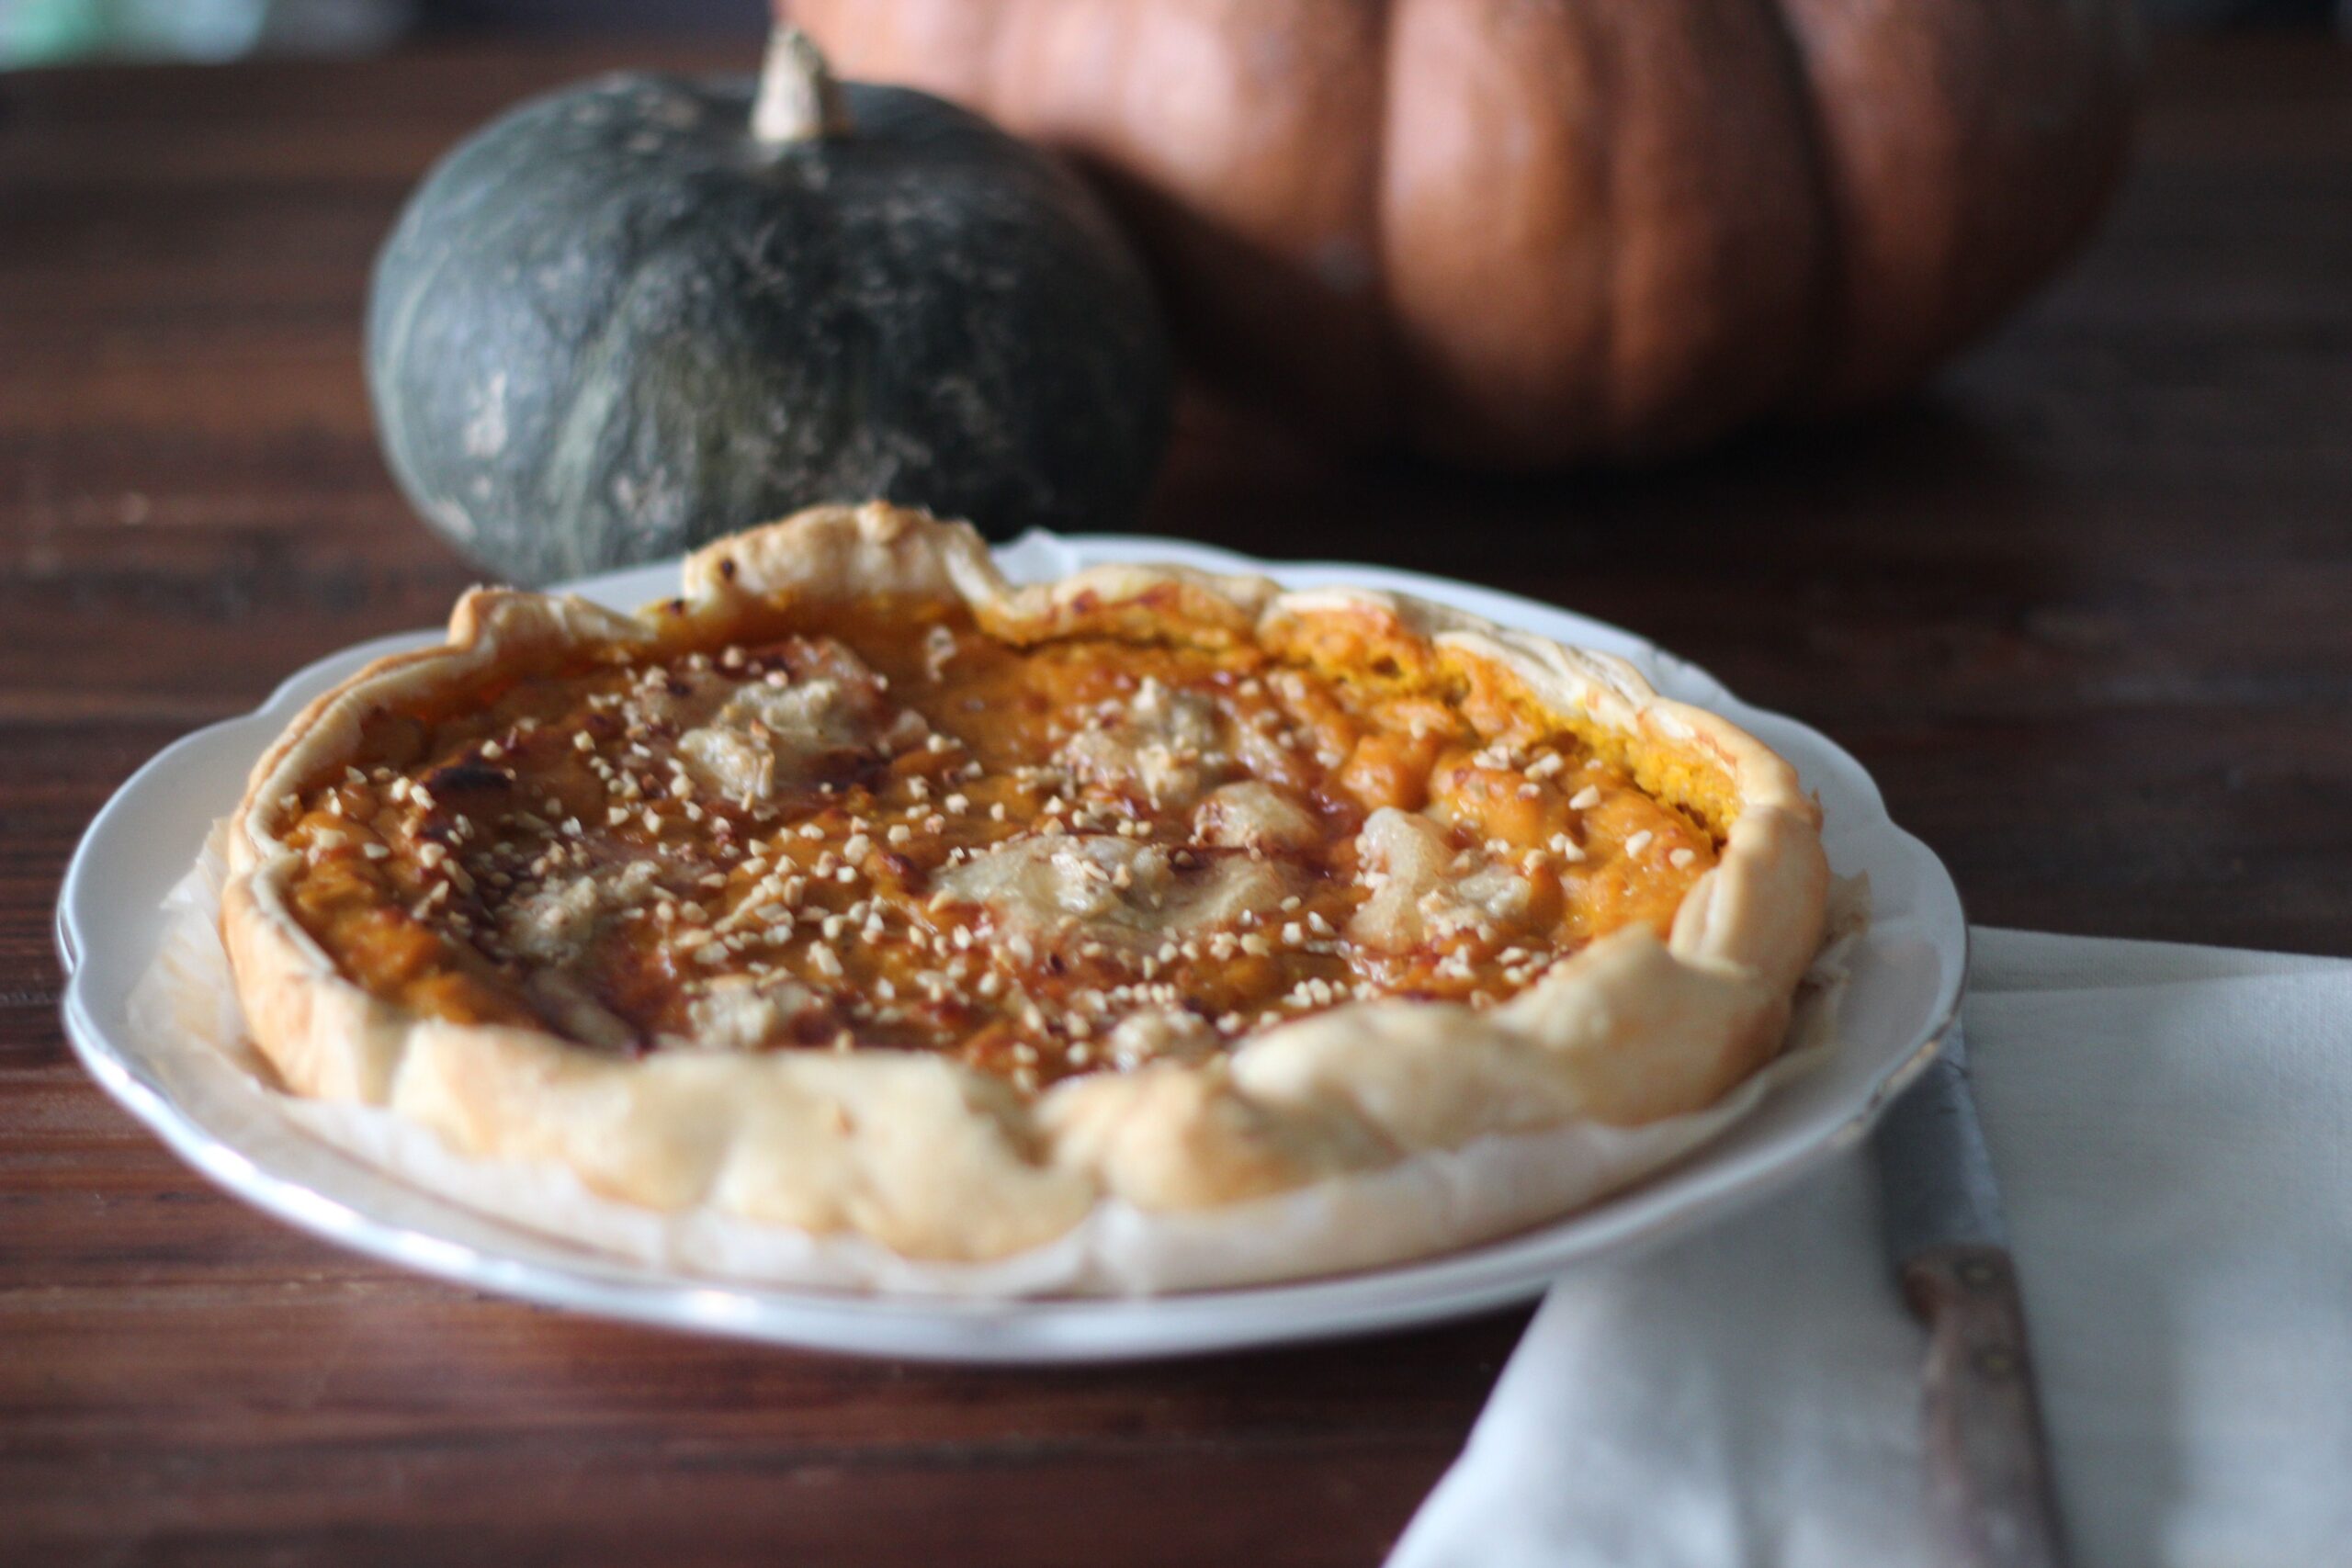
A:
[275,598,1720,1093]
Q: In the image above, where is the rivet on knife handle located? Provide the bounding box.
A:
[1872,1022,2070,1567]
[1903,1244,2068,1568]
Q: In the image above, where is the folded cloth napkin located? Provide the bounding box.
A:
[1387,928,2352,1568]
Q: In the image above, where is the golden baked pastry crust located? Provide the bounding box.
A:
[221,504,1829,1269]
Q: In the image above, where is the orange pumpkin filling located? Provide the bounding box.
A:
[272,598,1720,1092]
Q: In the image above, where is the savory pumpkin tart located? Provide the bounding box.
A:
[222,504,1829,1271]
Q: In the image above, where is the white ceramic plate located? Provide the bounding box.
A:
[58,533,1964,1362]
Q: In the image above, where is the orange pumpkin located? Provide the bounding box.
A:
[785,0,2135,468]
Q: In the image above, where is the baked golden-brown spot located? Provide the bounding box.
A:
[275,598,1717,1093]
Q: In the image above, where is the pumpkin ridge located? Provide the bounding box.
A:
[1738,0,1844,412]
[793,0,2132,468]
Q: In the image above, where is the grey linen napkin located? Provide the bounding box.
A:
[1389,928,2352,1568]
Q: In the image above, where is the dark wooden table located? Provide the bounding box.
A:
[4,34,2347,1566]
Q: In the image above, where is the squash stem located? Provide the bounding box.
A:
[752,24,852,143]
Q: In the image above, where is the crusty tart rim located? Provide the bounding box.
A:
[222,503,1830,1267]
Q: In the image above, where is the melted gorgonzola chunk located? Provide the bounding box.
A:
[934,833,1299,956]
[503,859,661,966]
[1191,781,1321,853]
[1057,677,1229,809]
[670,973,828,1053]
[1347,807,1537,953]
[677,642,924,805]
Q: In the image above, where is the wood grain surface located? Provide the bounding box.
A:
[3,36,2348,1566]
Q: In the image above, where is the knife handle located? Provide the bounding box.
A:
[1901,1245,2070,1568]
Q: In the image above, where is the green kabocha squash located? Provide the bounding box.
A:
[366,28,1171,584]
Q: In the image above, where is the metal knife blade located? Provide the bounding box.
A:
[1871,1023,2071,1568]
[1874,1024,2007,1260]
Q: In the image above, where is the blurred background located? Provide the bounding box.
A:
[1,0,2345,68]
